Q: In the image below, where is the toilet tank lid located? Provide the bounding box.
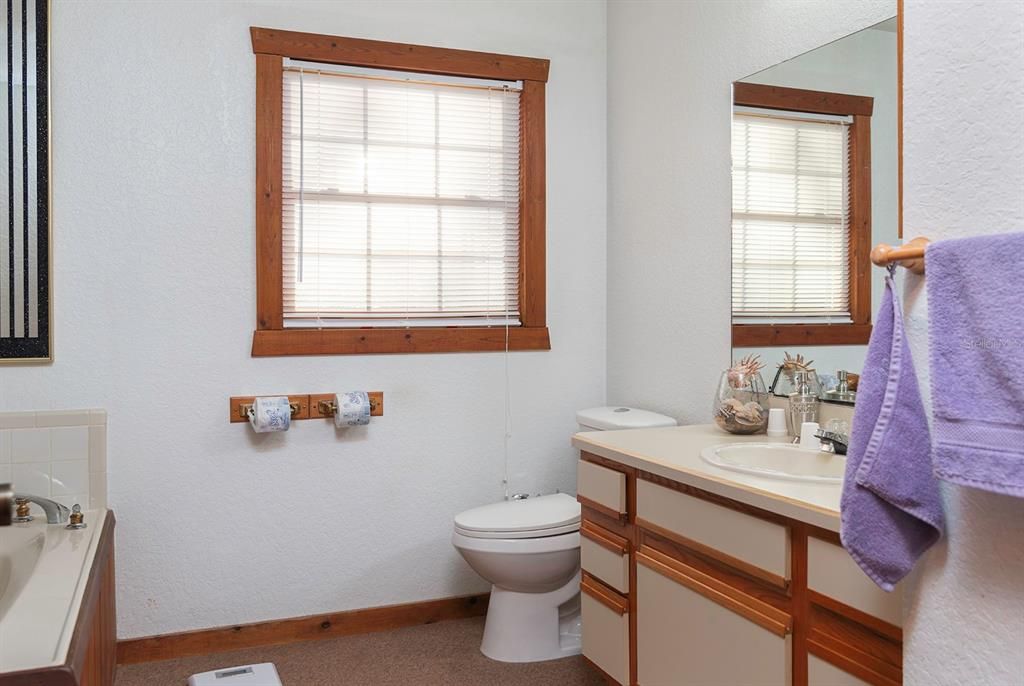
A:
[576,406,677,431]
[454,493,580,534]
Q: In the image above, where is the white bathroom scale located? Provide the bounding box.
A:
[187,663,283,686]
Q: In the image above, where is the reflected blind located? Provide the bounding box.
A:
[282,65,521,327]
[731,109,851,324]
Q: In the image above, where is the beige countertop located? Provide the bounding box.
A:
[572,424,842,532]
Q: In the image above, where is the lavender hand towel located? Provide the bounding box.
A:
[928,232,1024,496]
[840,274,945,591]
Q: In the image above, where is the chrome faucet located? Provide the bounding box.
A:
[13,493,71,524]
[815,429,849,455]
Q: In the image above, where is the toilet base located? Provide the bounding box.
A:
[480,570,582,663]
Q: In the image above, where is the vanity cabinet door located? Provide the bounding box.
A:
[581,574,630,686]
[636,547,792,686]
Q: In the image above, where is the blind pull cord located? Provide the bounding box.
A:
[298,68,305,283]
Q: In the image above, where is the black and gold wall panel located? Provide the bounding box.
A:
[1,0,47,361]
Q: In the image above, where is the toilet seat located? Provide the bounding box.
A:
[453,493,581,540]
[452,529,580,554]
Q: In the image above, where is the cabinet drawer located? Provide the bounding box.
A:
[808,536,902,628]
[581,521,630,594]
[636,479,789,586]
[581,575,630,686]
[578,460,627,517]
[636,550,791,686]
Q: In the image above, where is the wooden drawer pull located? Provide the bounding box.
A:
[581,573,629,616]
[637,546,791,637]
[577,494,627,523]
[581,521,629,555]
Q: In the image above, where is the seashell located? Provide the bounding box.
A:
[780,352,815,384]
[722,398,746,412]
[735,401,763,422]
[727,355,765,389]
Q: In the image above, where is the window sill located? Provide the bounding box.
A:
[732,324,872,347]
[251,326,551,356]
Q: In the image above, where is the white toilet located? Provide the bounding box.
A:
[452,406,676,663]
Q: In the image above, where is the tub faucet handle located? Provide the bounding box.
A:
[66,504,87,530]
[14,497,32,523]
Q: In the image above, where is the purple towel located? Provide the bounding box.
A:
[840,274,945,591]
[928,232,1024,496]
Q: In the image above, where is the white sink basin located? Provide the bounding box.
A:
[700,443,845,484]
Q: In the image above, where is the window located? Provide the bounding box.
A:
[731,83,873,347]
[250,27,550,355]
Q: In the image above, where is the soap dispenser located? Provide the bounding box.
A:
[787,370,820,436]
[822,369,857,404]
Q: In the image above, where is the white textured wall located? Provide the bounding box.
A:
[901,1,1024,683]
[0,0,607,639]
[606,0,894,423]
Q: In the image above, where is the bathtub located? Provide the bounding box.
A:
[0,510,107,674]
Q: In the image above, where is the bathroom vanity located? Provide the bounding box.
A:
[574,425,901,686]
[0,511,117,686]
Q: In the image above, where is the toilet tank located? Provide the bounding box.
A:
[576,406,677,432]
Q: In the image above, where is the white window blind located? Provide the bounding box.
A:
[282,64,521,327]
[731,107,851,324]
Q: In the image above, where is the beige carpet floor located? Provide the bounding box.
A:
[114,616,605,685]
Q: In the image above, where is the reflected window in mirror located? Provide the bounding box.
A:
[731,83,873,348]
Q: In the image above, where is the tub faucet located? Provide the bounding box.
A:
[13,493,71,524]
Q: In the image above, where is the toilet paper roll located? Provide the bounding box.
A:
[334,391,371,428]
[248,396,292,433]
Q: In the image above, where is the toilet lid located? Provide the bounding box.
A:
[454,493,581,539]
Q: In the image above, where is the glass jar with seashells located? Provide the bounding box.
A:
[714,355,770,435]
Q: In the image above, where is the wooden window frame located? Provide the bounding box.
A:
[249,27,550,356]
[731,82,874,348]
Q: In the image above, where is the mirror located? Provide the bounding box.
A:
[730,16,898,405]
[1,0,50,363]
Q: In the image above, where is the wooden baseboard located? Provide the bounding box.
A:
[116,593,489,665]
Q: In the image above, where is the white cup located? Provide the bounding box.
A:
[799,421,820,450]
[766,408,788,437]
